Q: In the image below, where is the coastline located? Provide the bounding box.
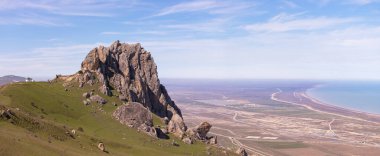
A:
[304,88,380,117]
[271,88,380,123]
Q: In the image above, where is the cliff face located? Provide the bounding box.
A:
[76,40,186,136]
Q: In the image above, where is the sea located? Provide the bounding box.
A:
[307,81,380,115]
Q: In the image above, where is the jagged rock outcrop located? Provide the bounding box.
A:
[168,114,187,137]
[236,147,248,156]
[60,41,186,136]
[184,121,218,144]
[209,136,217,144]
[186,122,212,140]
[0,108,15,120]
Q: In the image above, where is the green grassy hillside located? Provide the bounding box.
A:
[0,81,233,156]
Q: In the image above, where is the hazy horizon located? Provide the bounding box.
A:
[1,0,380,80]
[3,75,380,82]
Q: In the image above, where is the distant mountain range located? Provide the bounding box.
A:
[0,75,26,86]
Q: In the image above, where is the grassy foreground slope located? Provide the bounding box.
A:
[0,81,233,156]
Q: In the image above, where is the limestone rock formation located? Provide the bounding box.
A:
[98,142,105,152]
[186,122,212,140]
[113,103,171,138]
[182,137,193,144]
[59,41,186,137]
[89,95,107,104]
[83,100,90,105]
[236,147,248,156]
[113,102,153,128]
[137,122,157,137]
[0,108,14,120]
[82,92,90,98]
[168,113,187,137]
[208,136,217,145]
[184,121,218,144]
[71,129,76,135]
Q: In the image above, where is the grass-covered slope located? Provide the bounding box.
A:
[0,81,233,156]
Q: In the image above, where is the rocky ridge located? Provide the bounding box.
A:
[58,41,186,137]
[56,41,218,145]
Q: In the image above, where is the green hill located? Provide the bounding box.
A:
[0,81,233,156]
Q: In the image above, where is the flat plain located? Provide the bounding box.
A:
[164,79,380,156]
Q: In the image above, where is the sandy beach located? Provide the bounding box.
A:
[271,88,380,123]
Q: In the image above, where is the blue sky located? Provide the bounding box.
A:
[0,0,380,80]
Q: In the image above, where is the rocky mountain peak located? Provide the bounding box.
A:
[71,41,186,137]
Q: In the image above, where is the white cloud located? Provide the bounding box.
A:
[0,0,55,10]
[101,32,122,35]
[0,43,101,78]
[101,31,168,36]
[162,18,229,32]
[0,15,70,26]
[51,11,113,17]
[309,0,332,6]
[0,0,138,26]
[244,13,356,32]
[209,2,255,14]
[153,0,254,17]
[135,24,380,80]
[314,0,380,5]
[269,12,306,22]
[326,26,380,47]
[0,0,139,17]
[346,0,380,5]
[131,31,167,35]
[282,0,299,8]
[32,44,98,57]
[154,0,221,16]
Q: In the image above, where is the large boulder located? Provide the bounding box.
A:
[98,143,105,152]
[0,108,14,120]
[208,136,217,145]
[82,100,90,105]
[168,114,187,138]
[137,123,157,137]
[182,137,193,144]
[89,95,107,104]
[113,102,162,138]
[113,102,153,128]
[236,147,248,156]
[186,122,212,140]
[82,92,90,98]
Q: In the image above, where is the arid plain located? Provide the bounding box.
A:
[164,80,380,156]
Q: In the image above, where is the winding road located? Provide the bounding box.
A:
[230,137,272,156]
[207,111,273,156]
[327,118,336,136]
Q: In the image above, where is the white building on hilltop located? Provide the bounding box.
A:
[25,77,34,82]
